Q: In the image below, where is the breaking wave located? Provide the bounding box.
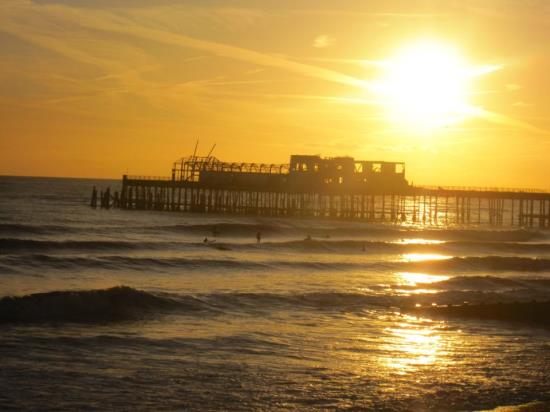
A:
[0,286,185,323]
[1,222,548,242]
[145,224,549,242]
[0,223,69,236]
[2,278,550,324]
[254,239,550,255]
[0,238,175,253]
[132,225,550,243]
[0,287,393,324]
[150,223,285,235]
[3,253,550,274]
[3,237,550,256]
[0,254,370,272]
[408,256,550,273]
[413,275,550,291]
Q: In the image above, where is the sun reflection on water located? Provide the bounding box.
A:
[381,316,451,375]
[401,253,452,262]
[398,272,450,286]
[393,288,439,295]
[393,238,445,245]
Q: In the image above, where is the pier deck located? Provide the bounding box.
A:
[115,177,550,228]
[100,153,550,227]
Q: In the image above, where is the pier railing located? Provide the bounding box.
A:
[123,175,550,196]
[125,175,172,181]
[417,185,550,194]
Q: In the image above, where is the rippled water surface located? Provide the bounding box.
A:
[1,176,549,411]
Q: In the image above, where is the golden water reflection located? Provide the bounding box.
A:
[381,315,452,375]
[401,253,452,262]
[393,238,445,245]
[398,272,450,286]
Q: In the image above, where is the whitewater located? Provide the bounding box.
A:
[1,176,549,411]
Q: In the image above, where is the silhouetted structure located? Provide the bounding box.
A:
[168,154,408,193]
[105,153,550,227]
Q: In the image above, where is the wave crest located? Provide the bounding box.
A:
[2,282,550,324]
[410,256,550,273]
[0,286,184,323]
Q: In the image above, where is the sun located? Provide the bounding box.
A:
[374,40,478,131]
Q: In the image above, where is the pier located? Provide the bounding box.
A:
[101,153,550,227]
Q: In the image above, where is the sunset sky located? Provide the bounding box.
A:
[1,0,550,188]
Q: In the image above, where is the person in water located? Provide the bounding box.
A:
[256,231,261,243]
[305,234,312,241]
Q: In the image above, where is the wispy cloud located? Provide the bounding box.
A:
[214,92,382,106]
[506,83,522,91]
[0,0,546,140]
[471,107,550,136]
[1,1,373,92]
[79,13,371,89]
[313,34,335,49]
[456,2,550,25]
[290,9,446,19]
[308,57,386,67]
[512,101,534,108]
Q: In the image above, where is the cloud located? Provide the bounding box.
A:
[472,107,550,136]
[290,9,446,19]
[0,0,385,126]
[512,101,533,107]
[506,83,522,91]
[456,2,550,25]
[216,92,381,106]
[80,17,366,88]
[1,0,542,139]
[1,1,371,91]
[313,34,335,49]
[307,57,387,68]
[469,64,503,77]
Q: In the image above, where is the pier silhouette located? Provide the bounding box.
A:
[98,153,550,228]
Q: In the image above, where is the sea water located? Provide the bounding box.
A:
[1,176,549,410]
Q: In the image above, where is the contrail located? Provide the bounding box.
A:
[470,107,550,136]
[59,7,375,91]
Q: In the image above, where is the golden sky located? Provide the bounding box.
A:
[1,0,550,188]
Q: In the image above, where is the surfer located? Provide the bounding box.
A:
[305,234,312,241]
[256,231,262,243]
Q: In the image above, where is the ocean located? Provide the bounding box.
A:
[1,176,549,411]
